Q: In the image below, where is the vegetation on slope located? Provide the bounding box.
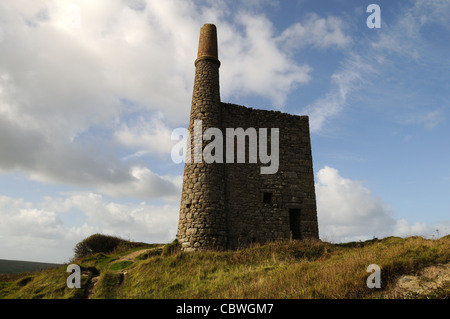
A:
[0,235,449,299]
[0,259,62,274]
[73,233,151,260]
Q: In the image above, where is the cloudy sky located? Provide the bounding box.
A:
[0,0,449,263]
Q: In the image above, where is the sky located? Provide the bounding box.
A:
[0,0,449,263]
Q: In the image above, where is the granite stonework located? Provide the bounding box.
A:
[177,24,319,251]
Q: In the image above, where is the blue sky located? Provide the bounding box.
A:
[0,0,449,263]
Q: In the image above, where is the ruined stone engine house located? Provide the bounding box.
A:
[177,24,319,251]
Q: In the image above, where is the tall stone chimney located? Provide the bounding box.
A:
[195,23,220,66]
[177,24,227,251]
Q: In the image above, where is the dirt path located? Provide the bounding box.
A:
[86,275,99,299]
[86,247,162,298]
[112,248,155,263]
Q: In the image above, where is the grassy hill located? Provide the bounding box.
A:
[0,259,62,275]
[0,236,449,299]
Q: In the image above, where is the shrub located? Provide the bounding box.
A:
[73,234,128,260]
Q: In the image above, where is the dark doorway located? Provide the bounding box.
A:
[289,209,301,240]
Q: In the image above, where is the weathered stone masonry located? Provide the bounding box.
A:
[177,24,319,251]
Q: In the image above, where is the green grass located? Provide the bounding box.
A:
[109,261,134,271]
[92,271,124,299]
[1,236,449,299]
[0,265,92,299]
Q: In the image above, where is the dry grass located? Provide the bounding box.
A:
[113,236,450,299]
[2,235,449,299]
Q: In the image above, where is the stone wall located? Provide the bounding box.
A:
[221,103,319,248]
[177,99,320,251]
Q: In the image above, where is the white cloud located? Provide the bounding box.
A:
[0,195,82,263]
[316,166,395,241]
[393,219,429,238]
[97,166,181,201]
[60,192,179,241]
[218,14,310,107]
[0,193,179,263]
[415,0,450,30]
[302,53,376,132]
[371,0,450,57]
[315,166,449,242]
[0,0,346,195]
[404,109,445,129]
[278,13,351,51]
[115,114,176,158]
[220,12,351,107]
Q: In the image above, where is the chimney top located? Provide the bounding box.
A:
[195,24,220,67]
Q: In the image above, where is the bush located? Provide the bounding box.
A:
[73,234,128,260]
